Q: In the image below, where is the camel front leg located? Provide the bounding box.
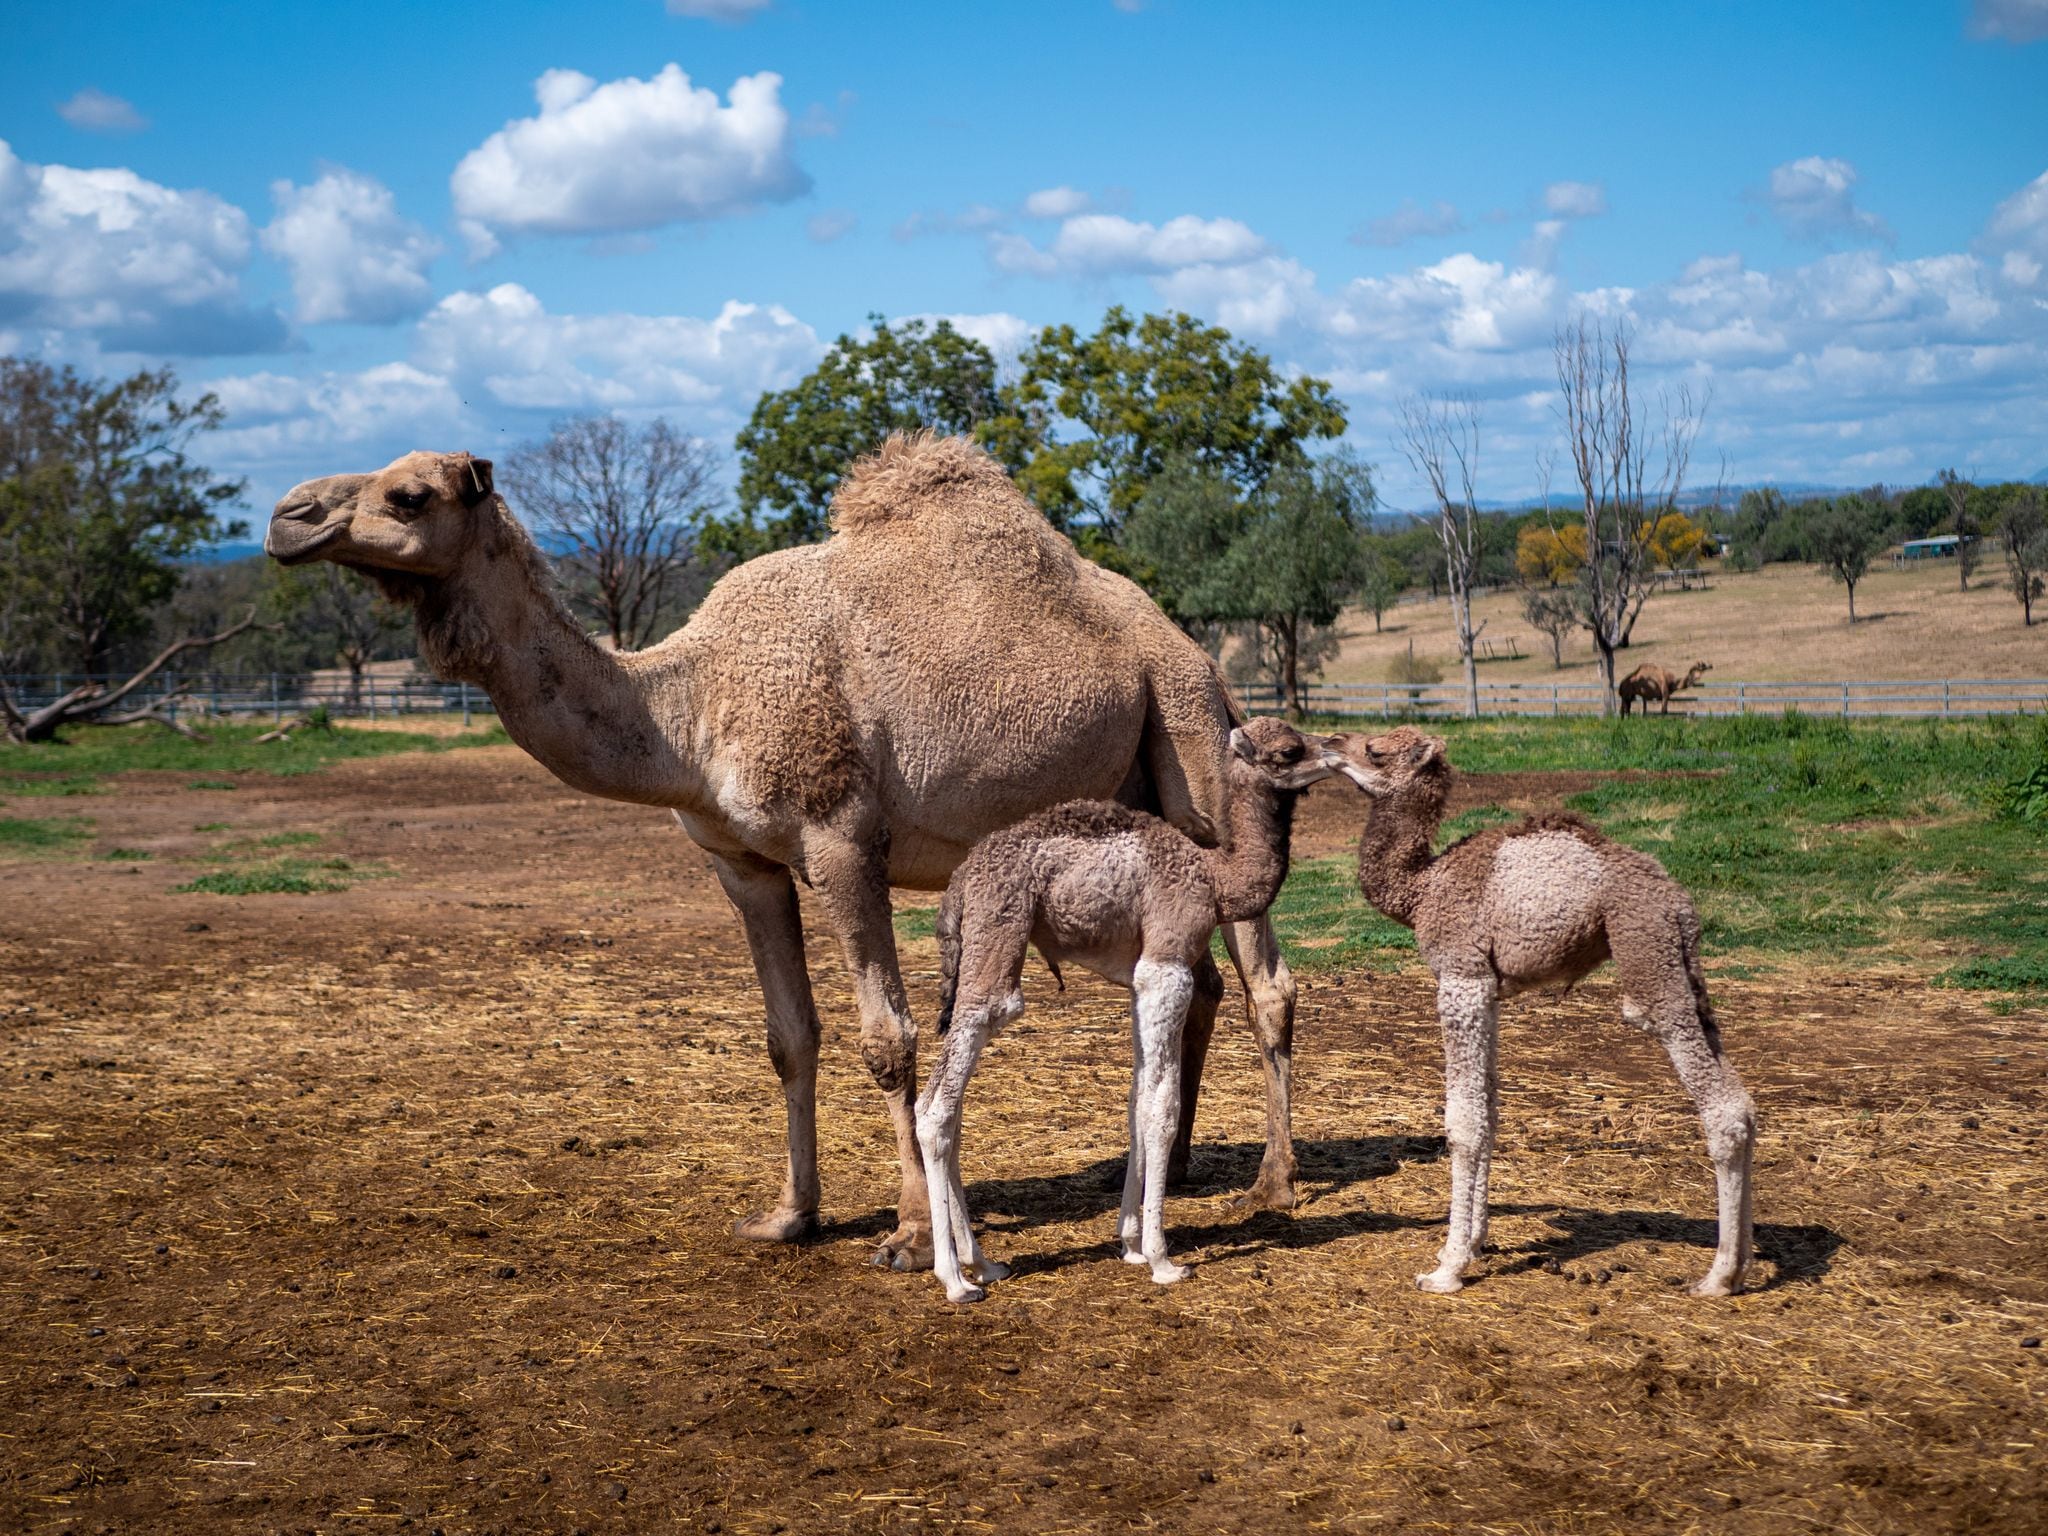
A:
[1127,959,1194,1284]
[1420,972,1499,1294]
[807,831,933,1271]
[1221,915,1299,1210]
[709,851,822,1244]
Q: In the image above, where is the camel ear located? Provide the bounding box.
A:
[452,454,494,507]
[1409,735,1446,767]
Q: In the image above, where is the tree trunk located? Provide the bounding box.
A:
[1847,581,1858,623]
[1595,637,1618,717]
[1549,630,1564,669]
[345,653,366,708]
[1279,618,1301,719]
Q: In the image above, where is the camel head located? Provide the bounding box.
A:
[266,450,499,590]
[1682,661,1713,687]
[1319,725,1449,798]
[1227,717,1337,792]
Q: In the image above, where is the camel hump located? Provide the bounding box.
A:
[830,432,1049,541]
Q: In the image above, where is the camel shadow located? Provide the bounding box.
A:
[1497,1205,1844,1288]
[1008,1205,1439,1281]
[815,1133,1443,1252]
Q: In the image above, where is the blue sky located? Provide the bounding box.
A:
[3,0,2045,510]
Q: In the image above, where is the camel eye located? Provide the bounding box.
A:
[389,486,431,514]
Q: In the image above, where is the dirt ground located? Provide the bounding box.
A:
[1324,558,2048,688]
[2,746,2044,1535]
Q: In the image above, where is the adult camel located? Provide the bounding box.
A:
[264,434,1302,1269]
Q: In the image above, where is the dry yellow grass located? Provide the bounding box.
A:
[1327,559,2047,687]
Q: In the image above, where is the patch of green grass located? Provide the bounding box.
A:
[0,720,508,797]
[894,906,937,941]
[1258,856,1416,974]
[0,814,92,852]
[100,847,152,861]
[174,854,369,896]
[193,822,229,832]
[254,831,322,849]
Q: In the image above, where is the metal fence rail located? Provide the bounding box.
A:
[1236,677,2048,719]
[2,672,496,725]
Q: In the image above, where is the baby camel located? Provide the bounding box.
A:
[914,718,1332,1304]
[1322,726,1756,1297]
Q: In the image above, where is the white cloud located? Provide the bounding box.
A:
[56,88,147,134]
[991,212,1268,276]
[415,282,820,414]
[1983,169,2048,288]
[1351,198,1462,248]
[666,0,771,19]
[1763,156,1889,243]
[261,168,439,326]
[0,138,282,353]
[806,208,858,244]
[897,311,1034,358]
[450,65,809,248]
[209,363,466,460]
[1542,180,1607,219]
[1969,0,2048,42]
[1023,185,1092,219]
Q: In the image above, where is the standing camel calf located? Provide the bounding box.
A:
[1321,726,1756,1297]
[914,719,1333,1304]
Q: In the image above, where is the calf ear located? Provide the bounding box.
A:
[1410,735,1447,767]
[452,454,494,507]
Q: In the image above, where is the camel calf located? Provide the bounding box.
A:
[1321,726,1756,1297]
[914,719,1332,1303]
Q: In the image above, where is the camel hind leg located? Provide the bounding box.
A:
[1616,911,1756,1297]
[1221,916,1300,1210]
[1420,971,1500,1294]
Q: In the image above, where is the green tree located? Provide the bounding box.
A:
[1357,535,1408,633]
[1203,457,1375,715]
[0,358,245,673]
[1995,485,2047,626]
[1119,457,1249,635]
[1808,494,1889,621]
[981,307,1346,539]
[714,316,1000,558]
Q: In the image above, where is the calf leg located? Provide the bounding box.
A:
[1630,997,1755,1297]
[1167,952,1225,1187]
[1420,972,1499,1294]
[1125,958,1194,1285]
[915,1000,1007,1304]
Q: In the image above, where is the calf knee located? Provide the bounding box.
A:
[858,1012,917,1095]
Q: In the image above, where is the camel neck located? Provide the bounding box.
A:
[415,511,691,806]
[1354,780,1443,930]
[1203,770,1299,924]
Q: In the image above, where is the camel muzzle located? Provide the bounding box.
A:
[265,503,350,565]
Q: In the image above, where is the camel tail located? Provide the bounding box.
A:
[934,881,965,1037]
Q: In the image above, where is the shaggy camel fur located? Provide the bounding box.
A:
[1322,726,1756,1297]
[915,719,1332,1303]
[265,436,1307,1271]
[1618,660,1711,716]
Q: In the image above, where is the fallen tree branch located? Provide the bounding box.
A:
[2,609,269,744]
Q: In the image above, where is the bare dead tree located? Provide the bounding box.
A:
[1398,393,1485,719]
[505,416,721,650]
[0,608,264,744]
[1936,467,1979,591]
[1553,316,1707,715]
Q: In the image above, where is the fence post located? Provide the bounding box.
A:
[1738,683,1747,716]
[1551,683,1560,717]
[368,681,377,723]
[461,681,472,728]
[1841,682,1850,719]
[271,673,281,724]
[1943,680,1951,720]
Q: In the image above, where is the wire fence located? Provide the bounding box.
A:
[2,672,495,726]
[1236,677,2048,720]
[7,672,2046,728]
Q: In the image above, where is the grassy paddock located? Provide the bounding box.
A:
[0,719,508,798]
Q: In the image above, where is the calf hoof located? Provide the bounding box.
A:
[1690,1271,1742,1298]
[1150,1260,1191,1286]
[734,1208,819,1244]
[944,1282,986,1304]
[872,1224,935,1272]
[1415,1269,1465,1295]
[965,1257,1012,1285]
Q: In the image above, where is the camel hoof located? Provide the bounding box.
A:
[1121,1246,1151,1267]
[872,1227,935,1272]
[1690,1273,1741,1298]
[966,1258,1012,1285]
[1228,1179,1298,1213]
[733,1208,818,1244]
[945,1283,986,1305]
[1415,1270,1464,1295]
[1150,1261,1191,1286]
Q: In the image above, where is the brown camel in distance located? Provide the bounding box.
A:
[1618,660,1711,716]
[263,434,1306,1271]
[917,718,1334,1303]
[1321,725,1756,1297]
